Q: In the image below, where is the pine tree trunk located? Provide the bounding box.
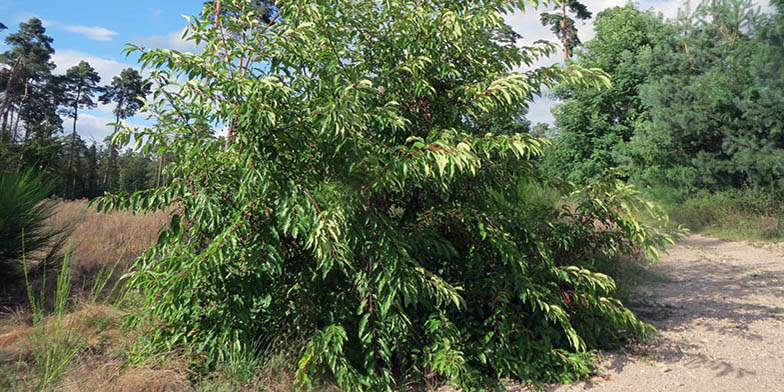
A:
[0,58,22,137]
[88,146,97,197]
[12,108,21,141]
[562,0,568,60]
[11,80,30,142]
[7,109,15,141]
[0,108,9,141]
[102,111,122,190]
[67,90,81,199]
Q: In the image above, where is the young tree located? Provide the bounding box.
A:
[61,61,101,197]
[98,0,672,388]
[99,68,149,190]
[540,0,592,59]
[0,18,55,139]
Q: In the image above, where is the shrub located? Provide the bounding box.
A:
[97,0,675,389]
[0,170,68,280]
[667,188,784,240]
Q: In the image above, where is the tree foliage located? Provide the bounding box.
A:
[0,17,55,141]
[100,68,151,189]
[542,5,671,183]
[96,0,673,389]
[546,0,784,198]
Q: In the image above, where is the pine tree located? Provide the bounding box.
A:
[0,18,55,140]
[61,61,101,198]
[540,0,592,59]
[99,68,149,191]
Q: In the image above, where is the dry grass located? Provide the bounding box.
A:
[50,199,168,276]
[44,200,169,299]
[0,201,312,391]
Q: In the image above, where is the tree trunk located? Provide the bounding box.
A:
[561,0,568,60]
[156,153,165,188]
[67,89,81,199]
[0,58,23,136]
[1,110,9,141]
[12,108,21,141]
[11,80,30,142]
[102,111,122,190]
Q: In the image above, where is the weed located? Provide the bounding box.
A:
[24,252,82,392]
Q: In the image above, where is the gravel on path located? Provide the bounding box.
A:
[549,235,784,392]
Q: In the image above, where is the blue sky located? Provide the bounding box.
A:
[0,0,771,142]
[1,0,202,144]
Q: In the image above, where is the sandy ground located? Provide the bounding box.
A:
[549,235,784,392]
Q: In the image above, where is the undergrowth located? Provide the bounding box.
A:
[647,186,784,241]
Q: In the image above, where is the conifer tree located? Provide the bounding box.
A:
[0,18,54,139]
[540,0,592,59]
[99,68,149,190]
[61,61,101,197]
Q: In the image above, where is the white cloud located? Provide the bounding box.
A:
[61,24,118,42]
[10,15,118,42]
[63,112,145,145]
[63,113,115,143]
[135,28,196,52]
[52,49,133,82]
[527,95,558,126]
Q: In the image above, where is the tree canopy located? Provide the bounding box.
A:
[96,0,672,389]
[545,0,784,198]
[540,0,592,59]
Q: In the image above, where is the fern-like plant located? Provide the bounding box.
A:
[0,170,67,280]
[96,0,676,389]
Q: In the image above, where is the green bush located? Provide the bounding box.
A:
[96,1,676,389]
[663,187,784,240]
[0,170,67,280]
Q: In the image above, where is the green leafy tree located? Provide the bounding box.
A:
[540,0,592,59]
[98,0,672,389]
[543,5,672,183]
[99,68,150,191]
[115,150,154,193]
[61,61,101,198]
[729,0,784,189]
[531,122,553,138]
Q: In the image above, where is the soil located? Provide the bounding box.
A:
[548,234,784,392]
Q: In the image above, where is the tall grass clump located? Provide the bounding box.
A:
[0,171,68,280]
[650,185,784,240]
[23,254,81,391]
[96,0,677,389]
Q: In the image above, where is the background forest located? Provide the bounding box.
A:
[543,0,784,238]
[0,18,161,199]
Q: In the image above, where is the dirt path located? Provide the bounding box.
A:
[551,235,784,392]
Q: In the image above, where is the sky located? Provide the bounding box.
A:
[0,0,772,142]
